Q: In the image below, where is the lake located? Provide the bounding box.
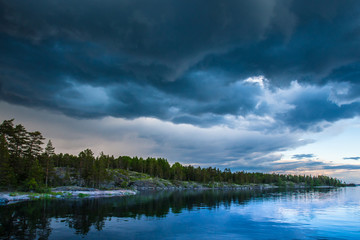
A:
[1,187,360,239]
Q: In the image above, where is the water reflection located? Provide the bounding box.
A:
[0,188,357,239]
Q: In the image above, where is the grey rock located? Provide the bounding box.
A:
[0,198,9,204]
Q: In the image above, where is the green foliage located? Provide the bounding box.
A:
[171,162,184,181]
[0,134,16,187]
[26,159,44,189]
[36,187,51,194]
[120,181,128,188]
[25,178,38,191]
[50,191,63,196]
[78,193,90,198]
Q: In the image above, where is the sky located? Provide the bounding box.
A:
[1,0,360,183]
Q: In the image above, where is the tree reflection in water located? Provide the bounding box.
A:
[0,189,336,239]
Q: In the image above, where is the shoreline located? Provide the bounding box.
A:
[0,188,137,205]
[0,184,339,205]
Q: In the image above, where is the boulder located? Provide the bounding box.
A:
[0,198,9,204]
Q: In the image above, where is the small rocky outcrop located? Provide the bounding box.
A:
[129,180,158,189]
[52,186,98,191]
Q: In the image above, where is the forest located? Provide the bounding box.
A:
[0,119,344,191]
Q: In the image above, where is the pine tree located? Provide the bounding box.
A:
[78,149,95,186]
[26,131,45,158]
[43,140,55,187]
[45,140,55,156]
[0,134,16,187]
[13,124,29,158]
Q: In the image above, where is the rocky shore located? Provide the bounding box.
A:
[0,187,137,205]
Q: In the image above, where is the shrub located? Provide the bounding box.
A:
[36,187,51,193]
[78,193,89,198]
[25,178,38,191]
[120,181,128,188]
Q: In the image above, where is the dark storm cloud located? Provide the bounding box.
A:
[2,0,360,129]
[278,86,360,130]
[0,0,280,62]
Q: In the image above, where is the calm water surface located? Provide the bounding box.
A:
[1,187,360,239]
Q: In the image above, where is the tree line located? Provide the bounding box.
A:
[0,119,344,191]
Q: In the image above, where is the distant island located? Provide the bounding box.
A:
[0,119,344,195]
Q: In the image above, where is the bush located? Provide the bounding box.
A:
[25,178,38,191]
[50,192,63,196]
[65,192,72,198]
[78,193,89,198]
[36,187,51,193]
[120,181,128,188]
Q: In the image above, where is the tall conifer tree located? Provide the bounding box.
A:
[0,134,16,187]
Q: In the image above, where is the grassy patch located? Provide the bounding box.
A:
[9,192,20,196]
[65,192,73,198]
[50,192,63,196]
[78,193,90,198]
[41,194,55,199]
